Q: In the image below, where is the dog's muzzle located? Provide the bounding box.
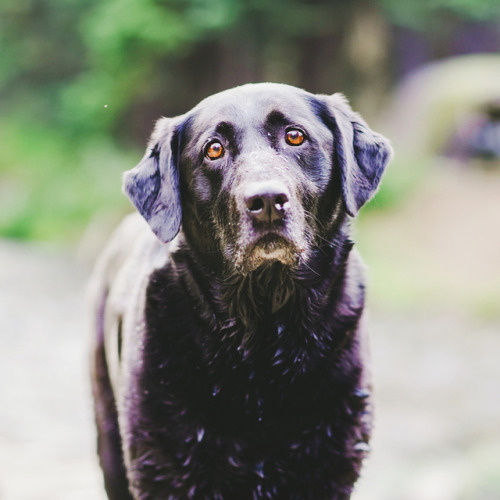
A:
[231,179,306,271]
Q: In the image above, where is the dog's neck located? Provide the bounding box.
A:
[171,223,364,352]
[221,262,297,328]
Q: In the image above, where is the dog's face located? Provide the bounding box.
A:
[124,83,392,273]
[180,85,335,273]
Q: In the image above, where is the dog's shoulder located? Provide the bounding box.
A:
[89,213,166,300]
[88,213,171,382]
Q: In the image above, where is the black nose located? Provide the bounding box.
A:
[244,181,290,224]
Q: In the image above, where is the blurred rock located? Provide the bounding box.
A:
[383,54,500,158]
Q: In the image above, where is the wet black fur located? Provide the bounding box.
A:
[132,240,369,500]
[91,83,391,500]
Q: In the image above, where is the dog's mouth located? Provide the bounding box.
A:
[253,232,288,251]
[239,232,301,272]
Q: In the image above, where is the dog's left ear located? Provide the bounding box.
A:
[122,117,182,243]
[322,94,393,216]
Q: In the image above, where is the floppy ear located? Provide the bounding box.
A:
[323,94,393,216]
[122,117,182,243]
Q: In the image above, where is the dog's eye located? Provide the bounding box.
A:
[285,128,305,146]
[205,140,225,160]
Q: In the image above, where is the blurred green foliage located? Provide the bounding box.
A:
[380,0,500,27]
[0,118,135,241]
[0,0,499,243]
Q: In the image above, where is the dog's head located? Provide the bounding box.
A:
[124,83,392,274]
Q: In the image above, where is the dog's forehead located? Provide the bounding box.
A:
[189,83,318,131]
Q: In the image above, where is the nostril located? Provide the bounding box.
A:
[274,193,289,209]
[247,196,265,213]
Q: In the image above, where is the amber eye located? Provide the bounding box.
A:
[285,128,305,146]
[205,140,224,160]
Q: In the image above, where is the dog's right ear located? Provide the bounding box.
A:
[123,117,182,244]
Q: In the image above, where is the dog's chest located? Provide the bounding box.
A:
[124,261,368,498]
[133,298,365,498]
[140,278,359,443]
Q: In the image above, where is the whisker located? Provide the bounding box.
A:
[300,258,321,277]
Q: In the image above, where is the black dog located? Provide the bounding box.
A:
[89,83,392,500]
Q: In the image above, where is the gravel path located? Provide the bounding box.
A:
[0,241,105,500]
[0,240,498,499]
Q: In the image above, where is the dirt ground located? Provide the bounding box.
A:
[0,224,499,499]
